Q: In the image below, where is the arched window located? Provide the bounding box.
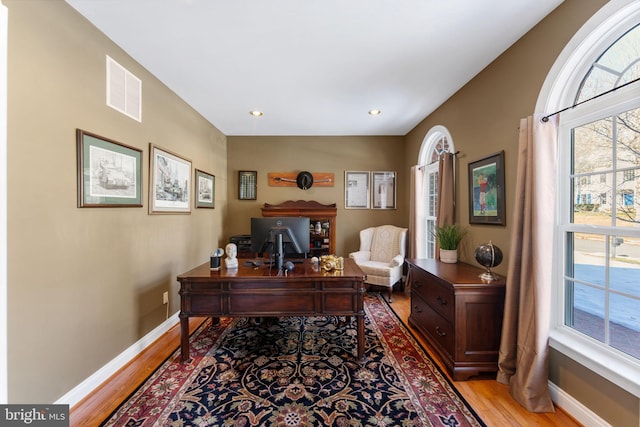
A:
[539,0,640,396]
[416,126,454,258]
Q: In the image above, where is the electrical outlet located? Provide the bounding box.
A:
[163,291,169,305]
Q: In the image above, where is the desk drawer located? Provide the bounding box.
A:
[228,293,315,314]
[186,294,222,315]
[411,274,454,321]
[411,294,454,358]
[424,279,454,321]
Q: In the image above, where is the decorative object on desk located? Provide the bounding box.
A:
[468,151,505,225]
[320,254,344,272]
[101,295,485,427]
[194,169,214,208]
[149,144,192,214]
[238,171,257,200]
[224,243,238,270]
[434,224,467,263]
[210,247,224,271]
[474,241,503,281]
[268,171,334,188]
[76,129,143,207]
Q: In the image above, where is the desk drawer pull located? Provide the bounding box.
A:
[436,296,447,306]
[435,326,446,337]
[412,305,422,313]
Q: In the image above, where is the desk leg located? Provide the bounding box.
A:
[180,312,190,363]
[357,313,365,360]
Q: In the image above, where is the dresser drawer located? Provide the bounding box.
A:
[410,293,454,358]
[420,276,455,322]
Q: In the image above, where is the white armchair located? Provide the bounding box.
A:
[349,225,408,302]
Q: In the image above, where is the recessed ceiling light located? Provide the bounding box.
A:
[368,109,381,116]
[249,110,263,117]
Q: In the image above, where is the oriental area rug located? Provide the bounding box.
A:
[101,294,485,427]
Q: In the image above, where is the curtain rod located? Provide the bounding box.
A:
[541,76,640,122]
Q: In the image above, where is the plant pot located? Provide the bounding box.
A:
[440,249,458,264]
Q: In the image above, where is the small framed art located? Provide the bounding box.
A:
[238,171,257,200]
[195,169,215,208]
[468,151,505,225]
[76,129,142,208]
[372,171,396,209]
[149,144,192,214]
[345,171,370,209]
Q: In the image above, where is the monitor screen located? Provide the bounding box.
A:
[250,217,310,257]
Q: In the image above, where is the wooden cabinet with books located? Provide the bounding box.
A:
[261,200,337,256]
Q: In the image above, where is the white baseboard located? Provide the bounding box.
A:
[549,381,612,427]
[55,312,180,408]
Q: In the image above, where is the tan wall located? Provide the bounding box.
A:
[226,136,406,256]
[404,0,639,425]
[5,0,227,402]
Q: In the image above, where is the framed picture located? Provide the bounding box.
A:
[345,171,370,209]
[149,144,192,214]
[468,151,505,225]
[195,169,215,208]
[76,129,142,207]
[238,171,257,200]
[372,171,397,209]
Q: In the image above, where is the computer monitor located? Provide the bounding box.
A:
[250,217,310,268]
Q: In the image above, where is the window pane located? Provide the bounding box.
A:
[609,293,640,359]
[573,118,613,174]
[426,219,436,259]
[573,175,613,224]
[428,171,438,217]
[571,233,607,285]
[615,169,639,227]
[576,23,640,102]
[617,107,640,165]
[569,281,606,343]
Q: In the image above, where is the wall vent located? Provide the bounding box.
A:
[106,55,141,122]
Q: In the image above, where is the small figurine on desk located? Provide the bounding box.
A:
[225,242,238,270]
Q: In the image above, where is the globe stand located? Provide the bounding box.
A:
[479,268,499,281]
[474,241,503,282]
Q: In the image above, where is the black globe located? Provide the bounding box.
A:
[474,242,503,269]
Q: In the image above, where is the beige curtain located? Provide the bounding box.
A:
[496,114,558,413]
[435,153,454,261]
[409,165,425,259]
[437,152,455,227]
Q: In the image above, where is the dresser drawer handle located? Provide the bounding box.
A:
[435,326,446,337]
[413,281,421,289]
[436,296,447,306]
[412,305,422,313]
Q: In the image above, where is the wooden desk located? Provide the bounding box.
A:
[177,258,367,362]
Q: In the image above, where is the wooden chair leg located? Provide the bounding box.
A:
[388,287,393,303]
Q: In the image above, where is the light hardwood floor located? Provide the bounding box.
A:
[70,291,582,426]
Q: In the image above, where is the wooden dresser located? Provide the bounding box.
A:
[406,258,506,381]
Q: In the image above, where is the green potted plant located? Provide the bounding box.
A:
[434,224,466,263]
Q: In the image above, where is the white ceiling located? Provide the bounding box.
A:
[66,0,563,136]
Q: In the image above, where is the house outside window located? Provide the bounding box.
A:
[544,2,640,396]
[418,126,455,259]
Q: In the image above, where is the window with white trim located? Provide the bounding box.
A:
[417,126,455,259]
[548,3,640,396]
